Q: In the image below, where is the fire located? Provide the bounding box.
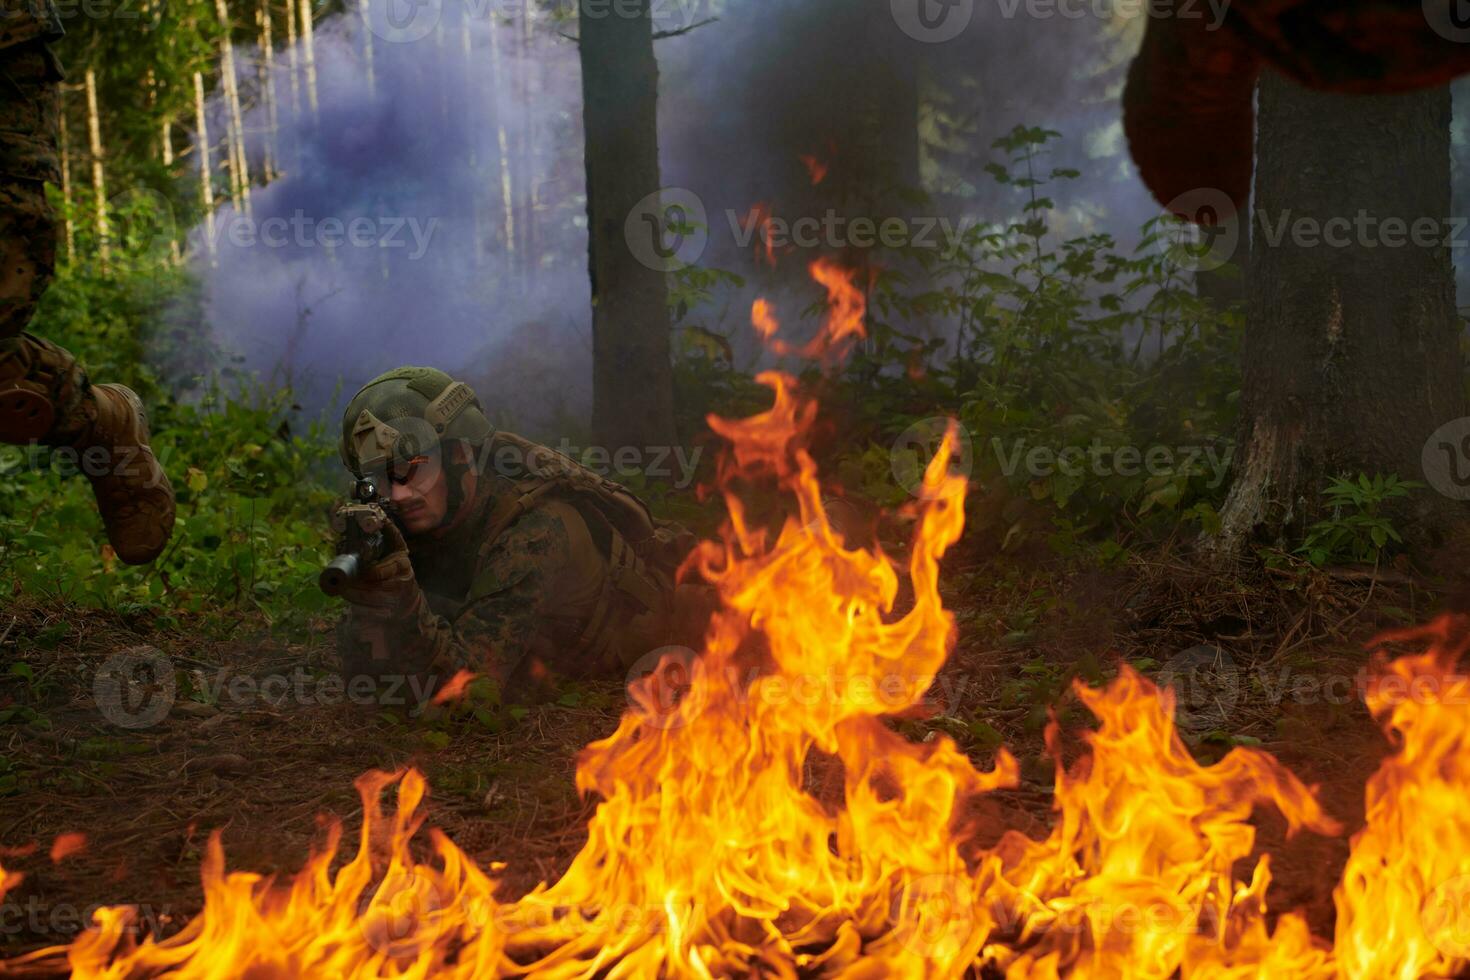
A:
[799,154,829,186]
[749,258,866,362]
[740,202,777,267]
[1335,617,1470,978]
[6,261,1470,978]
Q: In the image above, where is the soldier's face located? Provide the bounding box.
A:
[387,453,449,534]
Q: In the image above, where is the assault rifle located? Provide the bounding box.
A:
[319,478,393,597]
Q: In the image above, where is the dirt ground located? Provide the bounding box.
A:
[0,535,1447,969]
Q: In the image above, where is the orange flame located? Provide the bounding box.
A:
[799,154,829,186]
[740,202,777,267]
[49,833,87,864]
[749,259,866,362]
[6,263,1470,979]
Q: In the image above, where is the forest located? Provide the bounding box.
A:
[2,0,1470,975]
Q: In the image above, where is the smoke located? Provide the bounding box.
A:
[205,0,1432,433]
[195,0,591,434]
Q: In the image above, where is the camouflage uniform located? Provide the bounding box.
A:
[0,1,175,564]
[334,368,697,699]
[0,0,86,434]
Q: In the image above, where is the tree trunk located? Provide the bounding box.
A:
[357,0,375,96]
[285,0,300,115]
[58,100,74,263]
[259,0,280,181]
[1213,72,1465,556]
[488,12,516,277]
[216,0,251,216]
[298,0,318,117]
[578,0,676,450]
[194,71,217,265]
[83,69,109,269]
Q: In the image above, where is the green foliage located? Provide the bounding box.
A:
[0,385,337,625]
[823,125,1241,551]
[1297,473,1422,566]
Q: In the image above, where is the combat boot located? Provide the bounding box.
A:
[0,334,175,565]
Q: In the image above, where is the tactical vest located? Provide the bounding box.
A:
[468,431,695,670]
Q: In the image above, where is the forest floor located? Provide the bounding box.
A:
[0,530,1451,964]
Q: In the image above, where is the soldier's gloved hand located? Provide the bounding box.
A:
[336,519,422,614]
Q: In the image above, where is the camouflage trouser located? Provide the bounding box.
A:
[0,36,86,444]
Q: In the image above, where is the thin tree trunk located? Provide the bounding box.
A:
[357,0,375,96]
[489,12,516,278]
[216,0,252,216]
[1212,72,1464,556]
[520,4,537,271]
[579,0,677,449]
[58,101,74,263]
[298,0,318,117]
[194,71,217,264]
[259,0,280,180]
[285,0,301,115]
[83,69,109,268]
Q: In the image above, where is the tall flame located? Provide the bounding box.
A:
[6,262,1470,979]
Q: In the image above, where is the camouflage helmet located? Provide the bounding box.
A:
[339,367,494,479]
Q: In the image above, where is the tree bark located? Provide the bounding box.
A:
[194,71,217,265]
[578,0,676,450]
[83,69,109,269]
[1213,71,1465,556]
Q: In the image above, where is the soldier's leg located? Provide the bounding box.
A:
[0,38,175,565]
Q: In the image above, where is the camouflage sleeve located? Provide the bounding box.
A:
[365,508,574,688]
[0,0,64,50]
